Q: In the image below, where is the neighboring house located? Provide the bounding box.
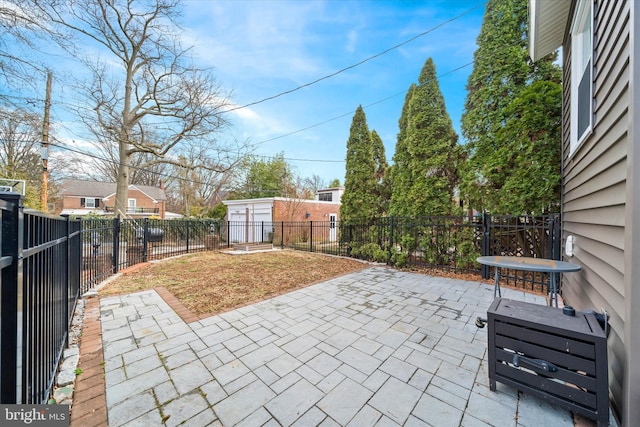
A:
[530,1,638,425]
[60,179,167,219]
[315,187,344,203]
[223,189,342,243]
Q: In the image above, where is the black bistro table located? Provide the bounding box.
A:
[477,256,581,307]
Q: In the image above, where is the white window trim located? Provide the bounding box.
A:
[85,197,96,208]
[128,198,136,211]
[569,0,594,155]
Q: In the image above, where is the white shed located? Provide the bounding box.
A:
[223,198,274,243]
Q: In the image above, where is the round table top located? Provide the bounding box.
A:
[476,256,581,273]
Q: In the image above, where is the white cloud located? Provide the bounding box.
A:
[345,30,358,54]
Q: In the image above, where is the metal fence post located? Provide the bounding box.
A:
[281,222,284,249]
[388,216,394,265]
[309,221,313,252]
[553,215,562,295]
[64,215,71,336]
[113,217,120,273]
[551,214,561,260]
[481,212,491,279]
[186,219,190,253]
[142,217,149,262]
[0,193,24,403]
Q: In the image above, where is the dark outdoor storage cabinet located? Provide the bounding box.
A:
[487,298,608,427]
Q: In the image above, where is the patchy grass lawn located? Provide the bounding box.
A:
[99,250,369,316]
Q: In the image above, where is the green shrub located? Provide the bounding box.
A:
[390,247,408,267]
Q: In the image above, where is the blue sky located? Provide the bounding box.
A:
[180,0,487,185]
[13,0,486,186]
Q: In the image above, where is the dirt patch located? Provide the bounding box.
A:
[99,250,370,316]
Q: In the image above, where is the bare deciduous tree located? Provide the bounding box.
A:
[0,106,42,205]
[33,0,246,216]
[167,142,238,216]
[87,137,170,186]
[304,174,327,194]
[0,1,69,108]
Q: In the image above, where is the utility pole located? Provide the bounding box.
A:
[41,71,52,211]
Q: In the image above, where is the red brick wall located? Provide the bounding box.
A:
[273,200,339,222]
[62,196,90,209]
[63,190,166,218]
[270,200,340,246]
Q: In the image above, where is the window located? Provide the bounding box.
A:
[81,197,99,208]
[570,0,593,154]
[318,193,332,202]
[128,198,136,212]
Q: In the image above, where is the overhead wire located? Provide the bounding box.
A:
[249,60,475,148]
[6,42,519,187]
[1,1,538,188]
[35,54,476,181]
[224,2,486,112]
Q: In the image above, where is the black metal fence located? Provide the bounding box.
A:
[225,213,561,292]
[481,213,561,289]
[80,217,225,292]
[0,193,81,404]
[0,194,560,405]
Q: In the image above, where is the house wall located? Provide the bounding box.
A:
[63,191,165,217]
[272,200,340,246]
[315,188,344,203]
[62,196,101,210]
[103,188,164,217]
[222,198,341,244]
[273,200,339,222]
[625,3,640,426]
[560,0,637,422]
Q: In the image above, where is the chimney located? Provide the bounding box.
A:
[159,180,165,190]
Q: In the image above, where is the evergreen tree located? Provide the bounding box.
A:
[388,85,415,217]
[389,58,458,218]
[460,0,562,214]
[370,130,390,216]
[340,106,378,224]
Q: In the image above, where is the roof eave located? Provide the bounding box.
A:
[529,0,571,62]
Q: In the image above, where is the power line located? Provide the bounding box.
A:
[1,58,478,172]
[46,139,215,187]
[44,140,325,194]
[250,60,474,148]
[4,1,485,116]
[224,2,486,113]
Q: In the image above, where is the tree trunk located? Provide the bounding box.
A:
[116,142,131,217]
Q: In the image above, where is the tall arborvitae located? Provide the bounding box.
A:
[340,105,378,224]
[460,0,561,214]
[389,58,458,217]
[388,84,415,217]
[370,130,390,216]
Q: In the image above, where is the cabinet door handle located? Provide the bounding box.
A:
[512,354,558,372]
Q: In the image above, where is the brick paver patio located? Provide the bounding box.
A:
[73,266,590,426]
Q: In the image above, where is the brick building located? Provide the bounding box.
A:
[222,188,343,243]
[59,179,167,218]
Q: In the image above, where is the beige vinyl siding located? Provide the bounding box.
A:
[561,0,630,420]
